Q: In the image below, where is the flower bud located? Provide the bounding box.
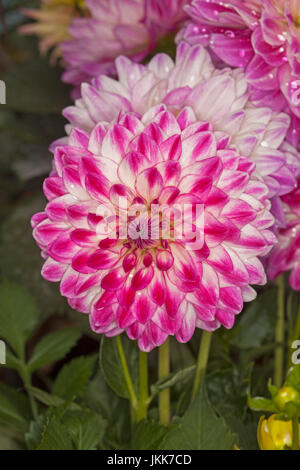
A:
[257,415,300,450]
[274,386,300,411]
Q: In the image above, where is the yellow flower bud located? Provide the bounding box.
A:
[258,415,300,450]
[274,386,300,411]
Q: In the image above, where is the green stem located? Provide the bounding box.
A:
[288,305,300,369]
[20,364,38,420]
[116,336,138,416]
[292,416,299,450]
[274,275,285,388]
[192,331,212,400]
[136,351,148,422]
[158,338,170,426]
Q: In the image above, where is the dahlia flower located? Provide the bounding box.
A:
[63,42,298,223]
[179,0,300,148]
[268,178,300,290]
[60,0,187,94]
[32,102,276,351]
[20,0,87,64]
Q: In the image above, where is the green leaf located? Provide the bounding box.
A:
[37,417,74,450]
[285,365,300,392]
[100,336,139,399]
[25,417,45,450]
[161,384,237,450]
[229,289,277,350]
[27,386,65,408]
[82,370,131,449]
[3,60,70,115]
[0,280,39,356]
[28,328,81,373]
[267,379,279,399]
[63,410,106,450]
[247,396,277,413]
[225,417,258,450]
[132,420,169,450]
[150,366,195,399]
[0,383,31,431]
[52,355,97,402]
[207,366,251,420]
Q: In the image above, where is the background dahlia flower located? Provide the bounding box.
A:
[268,178,300,290]
[32,104,276,351]
[60,0,187,95]
[179,0,300,149]
[20,0,87,64]
[63,42,299,224]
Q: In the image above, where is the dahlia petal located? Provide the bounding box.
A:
[215,308,235,329]
[48,232,80,263]
[133,294,156,324]
[149,272,166,306]
[181,132,216,166]
[88,123,108,154]
[41,258,67,282]
[63,166,88,200]
[43,176,66,201]
[117,283,135,308]
[60,267,80,297]
[67,200,98,229]
[87,249,119,270]
[31,212,47,229]
[131,266,154,291]
[156,249,174,271]
[156,161,181,186]
[101,124,132,163]
[221,199,257,227]
[85,173,110,201]
[46,195,77,223]
[136,167,163,202]
[160,134,182,161]
[72,249,97,274]
[70,229,97,247]
[101,267,126,290]
[69,287,99,314]
[33,222,65,246]
[118,150,150,188]
[210,33,253,68]
[219,286,243,313]
[116,306,135,329]
[152,305,184,335]
[176,303,196,342]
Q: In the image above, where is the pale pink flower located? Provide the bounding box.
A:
[268,177,300,290]
[63,43,298,224]
[179,0,300,149]
[32,101,276,351]
[61,0,187,95]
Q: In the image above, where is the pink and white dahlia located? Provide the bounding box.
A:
[63,42,298,223]
[61,0,187,95]
[179,0,300,148]
[32,104,276,351]
[268,178,300,290]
